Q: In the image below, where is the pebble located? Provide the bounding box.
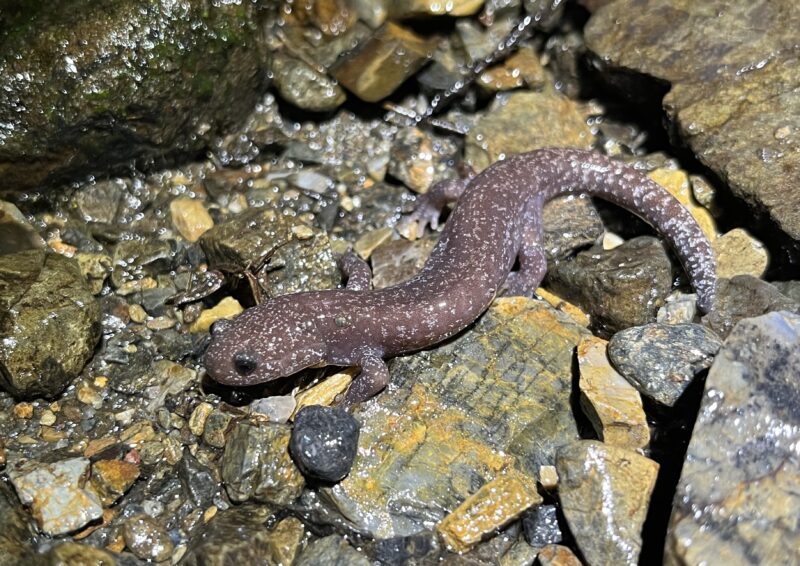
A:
[170,197,214,242]
[577,336,649,449]
[221,421,305,504]
[656,291,697,324]
[0,200,46,255]
[8,458,103,536]
[522,505,562,548]
[608,323,722,406]
[90,459,140,506]
[290,405,360,483]
[354,227,394,260]
[537,544,583,566]
[202,409,234,448]
[122,514,174,562]
[437,468,542,553]
[271,52,346,112]
[128,303,148,323]
[295,534,370,566]
[189,296,244,333]
[714,228,768,278]
[556,440,659,565]
[331,22,437,103]
[292,369,355,416]
[251,395,297,424]
[188,402,215,437]
[388,127,437,193]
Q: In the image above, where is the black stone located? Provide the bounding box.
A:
[290,405,360,483]
[522,505,562,548]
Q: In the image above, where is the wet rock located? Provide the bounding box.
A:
[0,0,265,193]
[656,291,697,324]
[388,127,459,195]
[714,228,769,279]
[202,409,235,448]
[327,298,587,538]
[608,323,723,406]
[72,178,127,224]
[666,312,800,565]
[390,0,484,17]
[585,0,800,241]
[522,504,562,548]
[41,542,121,565]
[577,336,649,449]
[438,469,542,553]
[0,201,45,255]
[293,369,356,415]
[331,22,437,102]
[295,534,370,566]
[290,405,360,483]
[251,395,297,424]
[199,207,339,297]
[177,450,219,508]
[536,544,582,566]
[272,52,346,112]
[170,197,214,243]
[265,517,306,566]
[7,458,103,536]
[541,195,604,260]
[546,236,674,334]
[111,239,179,290]
[465,91,594,172]
[701,275,799,338]
[773,280,800,304]
[122,514,174,562]
[353,227,393,260]
[0,481,37,566]
[365,531,441,565]
[556,440,659,566]
[75,252,113,295]
[188,297,244,333]
[371,237,437,289]
[478,45,547,92]
[0,250,101,399]
[90,459,140,506]
[180,505,275,565]
[220,420,305,505]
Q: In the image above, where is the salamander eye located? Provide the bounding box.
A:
[233,352,258,376]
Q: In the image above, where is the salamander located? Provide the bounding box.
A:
[203,148,717,405]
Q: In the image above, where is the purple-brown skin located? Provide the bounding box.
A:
[204,149,717,405]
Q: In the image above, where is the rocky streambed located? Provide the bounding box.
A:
[0,1,798,564]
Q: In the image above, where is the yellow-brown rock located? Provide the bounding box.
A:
[90,459,140,506]
[557,440,659,565]
[189,297,243,333]
[465,90,594,172]
[437,468,542,553]
[170,197,214,242]
[537,544,583,566]
[714,227,768,279]
[577,336,649,450]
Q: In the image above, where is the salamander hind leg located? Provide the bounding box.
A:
[338,250,372,291]
[341,350,390,407]
[503,196,547,297]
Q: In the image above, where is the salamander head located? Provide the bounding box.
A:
[203,295,327,387]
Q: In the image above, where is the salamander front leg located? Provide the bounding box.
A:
[338,250,372,291]
[399,174,474,239]
[342,350,390,407]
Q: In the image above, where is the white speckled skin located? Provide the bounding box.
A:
[204,149,717,403]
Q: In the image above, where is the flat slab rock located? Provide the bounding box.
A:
[666,311,800,565]
[585,0,800,242]
[327,297,588,538]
